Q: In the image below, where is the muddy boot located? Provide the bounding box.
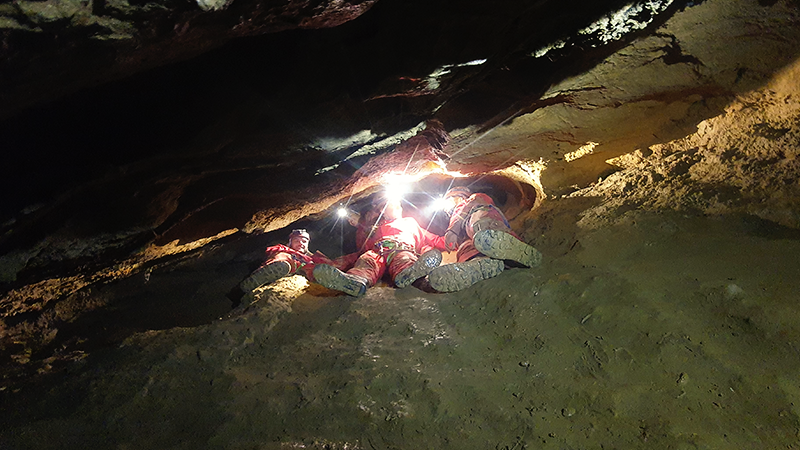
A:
[394,249,443,289]
[313,264,368,297]
[473,229,542,267]
[239,260,292,292]
[428,257,504,292]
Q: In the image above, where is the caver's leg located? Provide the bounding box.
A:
[473,229,542,268]
[393,249,442,289]
[427,257,504,293]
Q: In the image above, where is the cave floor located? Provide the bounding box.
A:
[2,209,800,449]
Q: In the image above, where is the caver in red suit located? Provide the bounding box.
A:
[427,186,542,293]
[443,188,519,262]
[239,229,351,293]
[259,243,331,280]
[313,196,447,297]
[348,217,445,286]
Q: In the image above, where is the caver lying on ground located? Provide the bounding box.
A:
[238,228,347,293]
[312,195,446,297]
[427,186,542,292]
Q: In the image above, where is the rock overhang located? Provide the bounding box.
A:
[1,0,799,267]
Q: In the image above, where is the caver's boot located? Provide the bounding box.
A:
[428,257,505,293]
[394,249,443,289]
[313,264,369,297]
[239,260,292,292]
[473,229,542,267]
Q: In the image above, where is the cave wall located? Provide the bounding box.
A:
[574,56,800,230]
[444,0,800,196]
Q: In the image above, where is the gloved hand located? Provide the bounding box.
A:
[444,229,459,251]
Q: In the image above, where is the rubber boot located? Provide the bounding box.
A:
[239,260,292,292]
[473,229,542,267]
[313,264,368,297]
[428,257,504,293]
[394,249,443,289]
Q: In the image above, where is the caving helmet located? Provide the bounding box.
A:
[442,186,471,215]
[288,228,310,253]
[288,229,310,241]
[444,186,471,200]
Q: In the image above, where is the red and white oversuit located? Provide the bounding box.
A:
[447,193,521,262]
[260,244,351,282]
[346,216,446,286]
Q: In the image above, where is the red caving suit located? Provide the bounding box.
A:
[347,216,446,287]
[447,193,520,262]
[260,244,345,282]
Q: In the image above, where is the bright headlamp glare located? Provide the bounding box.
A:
[428,196,450,212]
[384,183,409,203]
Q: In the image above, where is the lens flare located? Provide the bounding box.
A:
[384,183,409,202]
[428,196,450,212]
[382,173,415,202]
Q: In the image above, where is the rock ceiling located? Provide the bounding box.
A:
[2,0,800,388]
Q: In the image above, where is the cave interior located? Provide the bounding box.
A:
[3,0,800,448]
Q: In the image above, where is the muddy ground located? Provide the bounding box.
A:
[1,203,799,450]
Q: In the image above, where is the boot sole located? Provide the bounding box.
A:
[240,261,292,292]
[394,249,443,288]
[428,258,504,293]
[313,264,367,297]
[473,229,542,267]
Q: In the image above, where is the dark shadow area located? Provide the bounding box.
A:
[732,213,800,241]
